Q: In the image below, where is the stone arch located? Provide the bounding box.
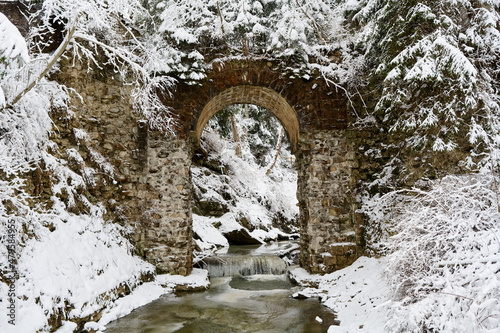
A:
[195,85,299,151]
[143,59,362,276]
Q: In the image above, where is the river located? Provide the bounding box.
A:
[104,242,337,332]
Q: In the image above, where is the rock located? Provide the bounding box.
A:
[222,228,262,245]
[237,216,252,230]
[193,200,229,217]
[292,292,309,299]
[175,284,208,292]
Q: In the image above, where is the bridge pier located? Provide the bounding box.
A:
[142,128,362,276]
[142,132,194,275]
[297,130,362,274]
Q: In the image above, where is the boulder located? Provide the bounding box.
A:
[222,228,262,245]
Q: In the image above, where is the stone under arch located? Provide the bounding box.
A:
[195,85,299,151]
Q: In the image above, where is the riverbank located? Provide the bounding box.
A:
[86,247,389,332]
[77,269,210,333]
[290,256,390,333]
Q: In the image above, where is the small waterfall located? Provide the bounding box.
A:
[199,254,287,277]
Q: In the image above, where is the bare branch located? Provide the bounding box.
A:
[5,13,82,109]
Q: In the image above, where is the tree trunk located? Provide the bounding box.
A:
[230,114,242,158]
[242,104,249,142]
[266,128,284,175]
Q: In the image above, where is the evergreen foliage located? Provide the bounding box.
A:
[141,0,358,83]
[347,0,500,169]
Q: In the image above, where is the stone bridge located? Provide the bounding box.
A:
[144,60,363,275]
[2,2,364,276]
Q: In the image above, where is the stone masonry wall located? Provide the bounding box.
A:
[143,133,194,275]
[50,58,196,275]
[51,59,149,253]
[49,57,361,276]
[297,130,363,274]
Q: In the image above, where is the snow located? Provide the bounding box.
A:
[193,214,229,248]
[0,197,156,332]
[288,174,500,333]
[55,321,78,333]
[156,268,210,289]
[290,256,390,333]
[0,82,4,107]
[0,0,499,331]
[172,28,197,44]
[0,12,29,63]
[361,174,500,332]
[250,227,290,241]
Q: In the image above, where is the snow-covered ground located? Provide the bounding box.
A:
[0,198,155,332]
[291,256,390,333]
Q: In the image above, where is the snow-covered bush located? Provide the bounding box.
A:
[362,174,500,332]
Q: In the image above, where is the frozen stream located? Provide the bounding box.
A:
[104,243,337,332]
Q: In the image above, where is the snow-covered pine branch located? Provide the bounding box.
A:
[150,0,362,84]
[347,0,500,169]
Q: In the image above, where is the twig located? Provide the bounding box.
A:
[380,188,451,217]
[410,291,474,302]
[319,70,365,122]
[294,0,326,44]
[5,13,82,109]
[72,33,144,74]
